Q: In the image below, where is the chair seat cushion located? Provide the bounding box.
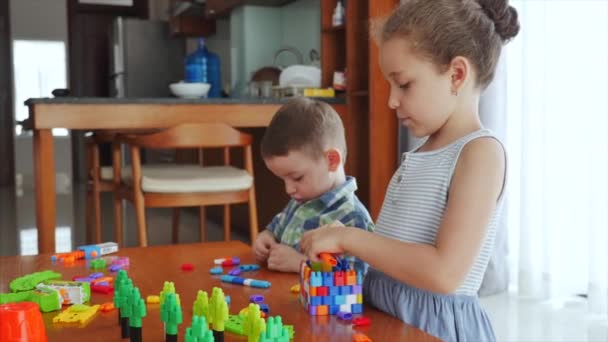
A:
[101,164,253,193]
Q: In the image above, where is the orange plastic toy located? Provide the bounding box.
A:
[0,302,48,342]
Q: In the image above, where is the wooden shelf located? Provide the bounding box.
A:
[322,24,345,33]
[349,90,369,97]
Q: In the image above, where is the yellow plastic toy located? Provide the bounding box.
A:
[52,304,100,325]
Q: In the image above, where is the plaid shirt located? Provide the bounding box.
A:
[266,176,374,270]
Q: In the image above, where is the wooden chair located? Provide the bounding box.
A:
[112,123,259,247]
[85,129,162,247]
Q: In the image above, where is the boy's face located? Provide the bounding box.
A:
[264,149,338,203]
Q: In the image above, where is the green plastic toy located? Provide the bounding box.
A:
[129,287,146,328]
[243,303,266,342]
[208,287,229,332]
[90,258,107,270]
[160,281,181,307]
[9,270,61,292]
[0,286,61,312]
[185,315,215,342]
[161,292,183,336]
[225,315,245,336]
[259,316,290,342]
[193,290,209,318]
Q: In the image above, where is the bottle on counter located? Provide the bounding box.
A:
[185,38,222,98]
[332,1,345,27]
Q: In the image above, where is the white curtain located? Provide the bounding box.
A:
[493,0,608,317]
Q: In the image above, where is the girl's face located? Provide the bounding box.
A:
[379,38,457,138]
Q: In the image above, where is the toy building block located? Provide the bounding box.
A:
[249,294,264,304]
[352,316,371,327]
[209,287,229,342]
[129,287,146,342]
[259,316,290,342]
[90,258,107,269]
[9,270,62,292]
[51,250,87,264]
[161,292,182,342]
[243,303,266,342]
[185,315,215,342]
[284,325,295,340]
[353,333,373,342]
[108,257,130,272]
[147,295,160,304]
[337,311,352,321]
[91,283,114,294]
[299,258,364,317]
[181,263,195,271]
[100,302,115,312]
[210,267,223,275]
[52,304,100,325]
[38,280,91,305]
[193,290,209,318]
[259,303,270,314]
[239,264,260,272]
[117,278,134,338]
[290,284,300,294]
[0,286,62,312]
[225,314,245,335]
[214,257,240,266]
[228,267,241,276]
[160,281,181,307]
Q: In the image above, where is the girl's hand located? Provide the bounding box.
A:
[300,221,347,262]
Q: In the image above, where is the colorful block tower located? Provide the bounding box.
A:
[299,254,364,316]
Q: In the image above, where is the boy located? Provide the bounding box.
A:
[253,97,374,273]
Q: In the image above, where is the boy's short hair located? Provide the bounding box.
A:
[261,97,347,161]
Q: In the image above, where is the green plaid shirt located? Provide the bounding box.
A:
[266,176,374,269]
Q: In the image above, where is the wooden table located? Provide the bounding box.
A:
[0,241,438,341]
[26,98,288,254]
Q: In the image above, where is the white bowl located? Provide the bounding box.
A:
[169,82,211,98]
[279,65,321,88]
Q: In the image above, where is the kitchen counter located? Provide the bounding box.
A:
[25,96,346,105]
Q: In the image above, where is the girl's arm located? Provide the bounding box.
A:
[302,138,506,294]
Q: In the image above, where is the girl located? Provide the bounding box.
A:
[301,0,520,340]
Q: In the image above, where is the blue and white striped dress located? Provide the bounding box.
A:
[363,129,505,341]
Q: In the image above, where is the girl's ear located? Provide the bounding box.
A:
[449,56,470,96]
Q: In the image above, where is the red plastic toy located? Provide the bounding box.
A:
[0,302,48,342]
[181,263,195,271]
[352,316,371,327]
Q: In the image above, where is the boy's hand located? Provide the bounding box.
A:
[253,230,277,262]
[267,244,307,273]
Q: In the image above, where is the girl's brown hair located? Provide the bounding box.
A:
[377,0,520,89]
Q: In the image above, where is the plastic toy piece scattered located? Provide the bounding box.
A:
[239,264,260,272]
[161,292,182,342]
[290,284,300,294]
[185,315,215,342]
[146,295,160,304]
[160,281,181,307]
[226,314,245,335]
[38,280,91,305]
[0,302,48,342]
[243,303,266,342]
[193,290,209,318]
[181,263,195,271]
[259,316,290,342]
[337,311,353,321]
[90,258,107,270]
[108,257,130,272]
[52,304,100,325]
[214,257,240,267]
[100,302,115,312]
[209,287,229,342]
[220,275,271,289]
[249,294,264,304]
[0,286,61,312]
[259,304,269,314]
[91,283,114,294]
[352,316,371,327]
[225,296,231,306]
[353,333,373,342]
[228,267,242,276]
[210,267,223,275]
[128,287,146,342]
[77,242,118,258]
[9,270,62,292]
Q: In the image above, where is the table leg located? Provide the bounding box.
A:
[34,129,56,253]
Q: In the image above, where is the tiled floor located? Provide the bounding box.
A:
[0,183,249,256]
[1,184,606,341]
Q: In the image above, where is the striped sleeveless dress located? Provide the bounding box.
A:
[363,129,505,341]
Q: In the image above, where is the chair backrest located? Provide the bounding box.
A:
[120,123,252,149]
